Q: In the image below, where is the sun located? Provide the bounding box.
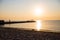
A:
[34,8,43,16]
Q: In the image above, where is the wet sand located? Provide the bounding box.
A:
[0,27,60,40]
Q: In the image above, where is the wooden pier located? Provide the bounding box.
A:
[0,20,35,25]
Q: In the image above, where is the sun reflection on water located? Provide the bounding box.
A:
[36,20,42,31]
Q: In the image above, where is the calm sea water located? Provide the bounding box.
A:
[0,20,60,32]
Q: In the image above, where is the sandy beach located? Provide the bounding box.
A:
[0,27,60,40]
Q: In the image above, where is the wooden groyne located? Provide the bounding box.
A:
[0,20,35,25]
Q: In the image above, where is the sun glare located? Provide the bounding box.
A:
[36,20,42,31]
[34,8,43,16]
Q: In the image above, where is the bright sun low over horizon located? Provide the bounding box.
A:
[0,0,60,21]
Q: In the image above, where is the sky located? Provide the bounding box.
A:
[0,0,60,21]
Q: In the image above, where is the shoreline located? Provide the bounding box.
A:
[0,27,60,40]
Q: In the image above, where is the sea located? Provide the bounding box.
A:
[0,20,60,32]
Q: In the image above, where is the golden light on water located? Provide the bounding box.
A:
[36,20,42,31]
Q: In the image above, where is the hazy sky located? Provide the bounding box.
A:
[0,0,60,20]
